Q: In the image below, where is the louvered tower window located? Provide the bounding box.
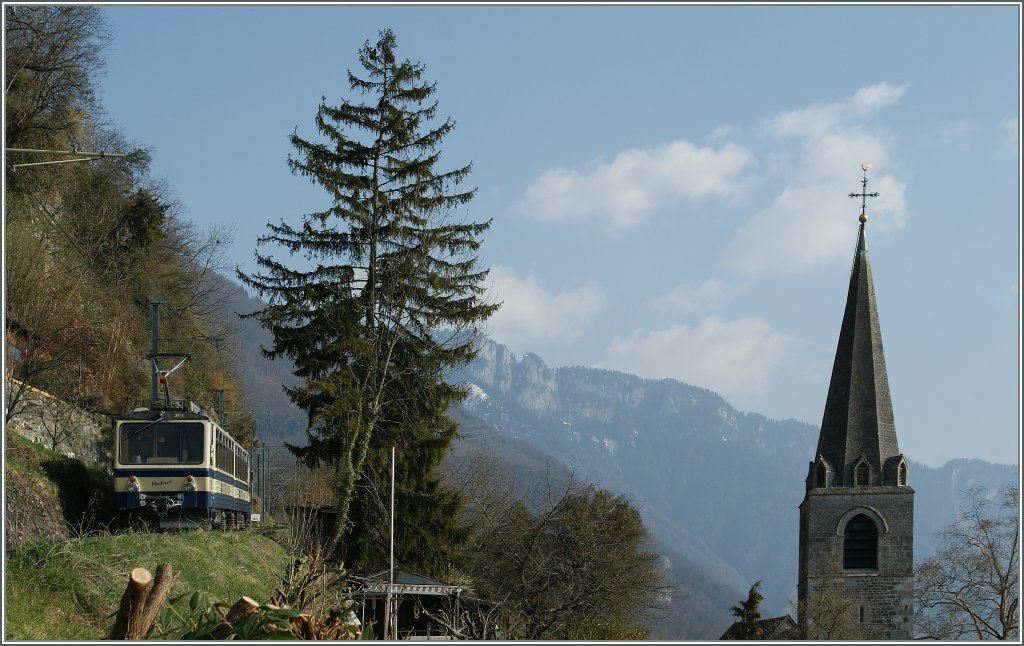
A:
[843,514,878,569]
[898,462,907,486]
[856,462,869,486]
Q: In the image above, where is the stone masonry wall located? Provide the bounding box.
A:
[4,378,113,471]
[799,486,914,639]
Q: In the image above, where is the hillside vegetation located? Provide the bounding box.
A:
[3,9,309,636]
[5,6,254,444]
[4,434,292,641]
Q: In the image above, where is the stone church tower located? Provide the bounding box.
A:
[797,166,914,639]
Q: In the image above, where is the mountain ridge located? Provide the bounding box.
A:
[215,272,1017,638]
[449,337,1018,626]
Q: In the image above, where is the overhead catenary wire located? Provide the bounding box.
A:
[6,146,129,275]
[6,170,91,267]
[6,147,126,169]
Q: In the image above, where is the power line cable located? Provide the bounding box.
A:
[7,170,92,267]
[5,146,128,271]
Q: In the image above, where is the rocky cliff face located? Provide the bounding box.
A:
[469,338,514,396]
[515,353,559,415]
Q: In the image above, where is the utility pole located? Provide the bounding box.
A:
[386,446,396,639]
[266,444,274,515]
[392,446,398,639]
[148,299,221,407]
[258,444,288,518]
[223,409,269,449]
[217,390,225,428]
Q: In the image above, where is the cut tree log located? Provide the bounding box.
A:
[226,596,261,625]
[110,567,152,639]
[110,564,177,640]
[211,596,261,638]
[136,563,177,637]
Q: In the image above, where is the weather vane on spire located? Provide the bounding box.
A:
[849,162,879,224]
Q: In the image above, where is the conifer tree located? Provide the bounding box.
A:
[238,28,498,567]
[730,580,766,639]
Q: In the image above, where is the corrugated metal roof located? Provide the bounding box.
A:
[354,568,463,597]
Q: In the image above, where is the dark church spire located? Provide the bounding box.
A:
[813,164,902,487]
[799,164,914,640]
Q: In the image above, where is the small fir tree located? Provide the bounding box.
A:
[730,580,766,639]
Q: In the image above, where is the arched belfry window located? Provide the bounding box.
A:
[843,514,878,570]
[898,462,908,486]
[815,462,827,488]
[856,462,870,486]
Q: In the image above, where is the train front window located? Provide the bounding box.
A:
[119,422,204,465]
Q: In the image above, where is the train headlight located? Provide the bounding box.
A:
[183,475,196,492]
[127,475,139,493]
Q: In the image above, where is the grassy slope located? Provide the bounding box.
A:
[5,528,292,640]
[4,435,292,641]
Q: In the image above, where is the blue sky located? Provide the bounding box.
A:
[95,4,1020,469]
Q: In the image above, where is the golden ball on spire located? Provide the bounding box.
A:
[859,212,869,223]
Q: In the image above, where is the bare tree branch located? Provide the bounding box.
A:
[915,485,1019,640]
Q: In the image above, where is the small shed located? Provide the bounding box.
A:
[351,568,485,639]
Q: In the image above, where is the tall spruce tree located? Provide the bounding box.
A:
[238,29,498,572]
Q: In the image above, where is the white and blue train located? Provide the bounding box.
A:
[113,400,251,530]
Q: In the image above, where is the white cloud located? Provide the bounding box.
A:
[725,82,910,277]
[598,316,793,403]
[850,81,908,113]
[515,140,755,228]
[657,278,738,316]
[707,123,740,141]
[768,102,843,140]
[486,265,606,346]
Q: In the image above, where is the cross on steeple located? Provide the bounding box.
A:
[849,162,880,224]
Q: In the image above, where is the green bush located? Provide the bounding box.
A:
[149,590,299,640]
